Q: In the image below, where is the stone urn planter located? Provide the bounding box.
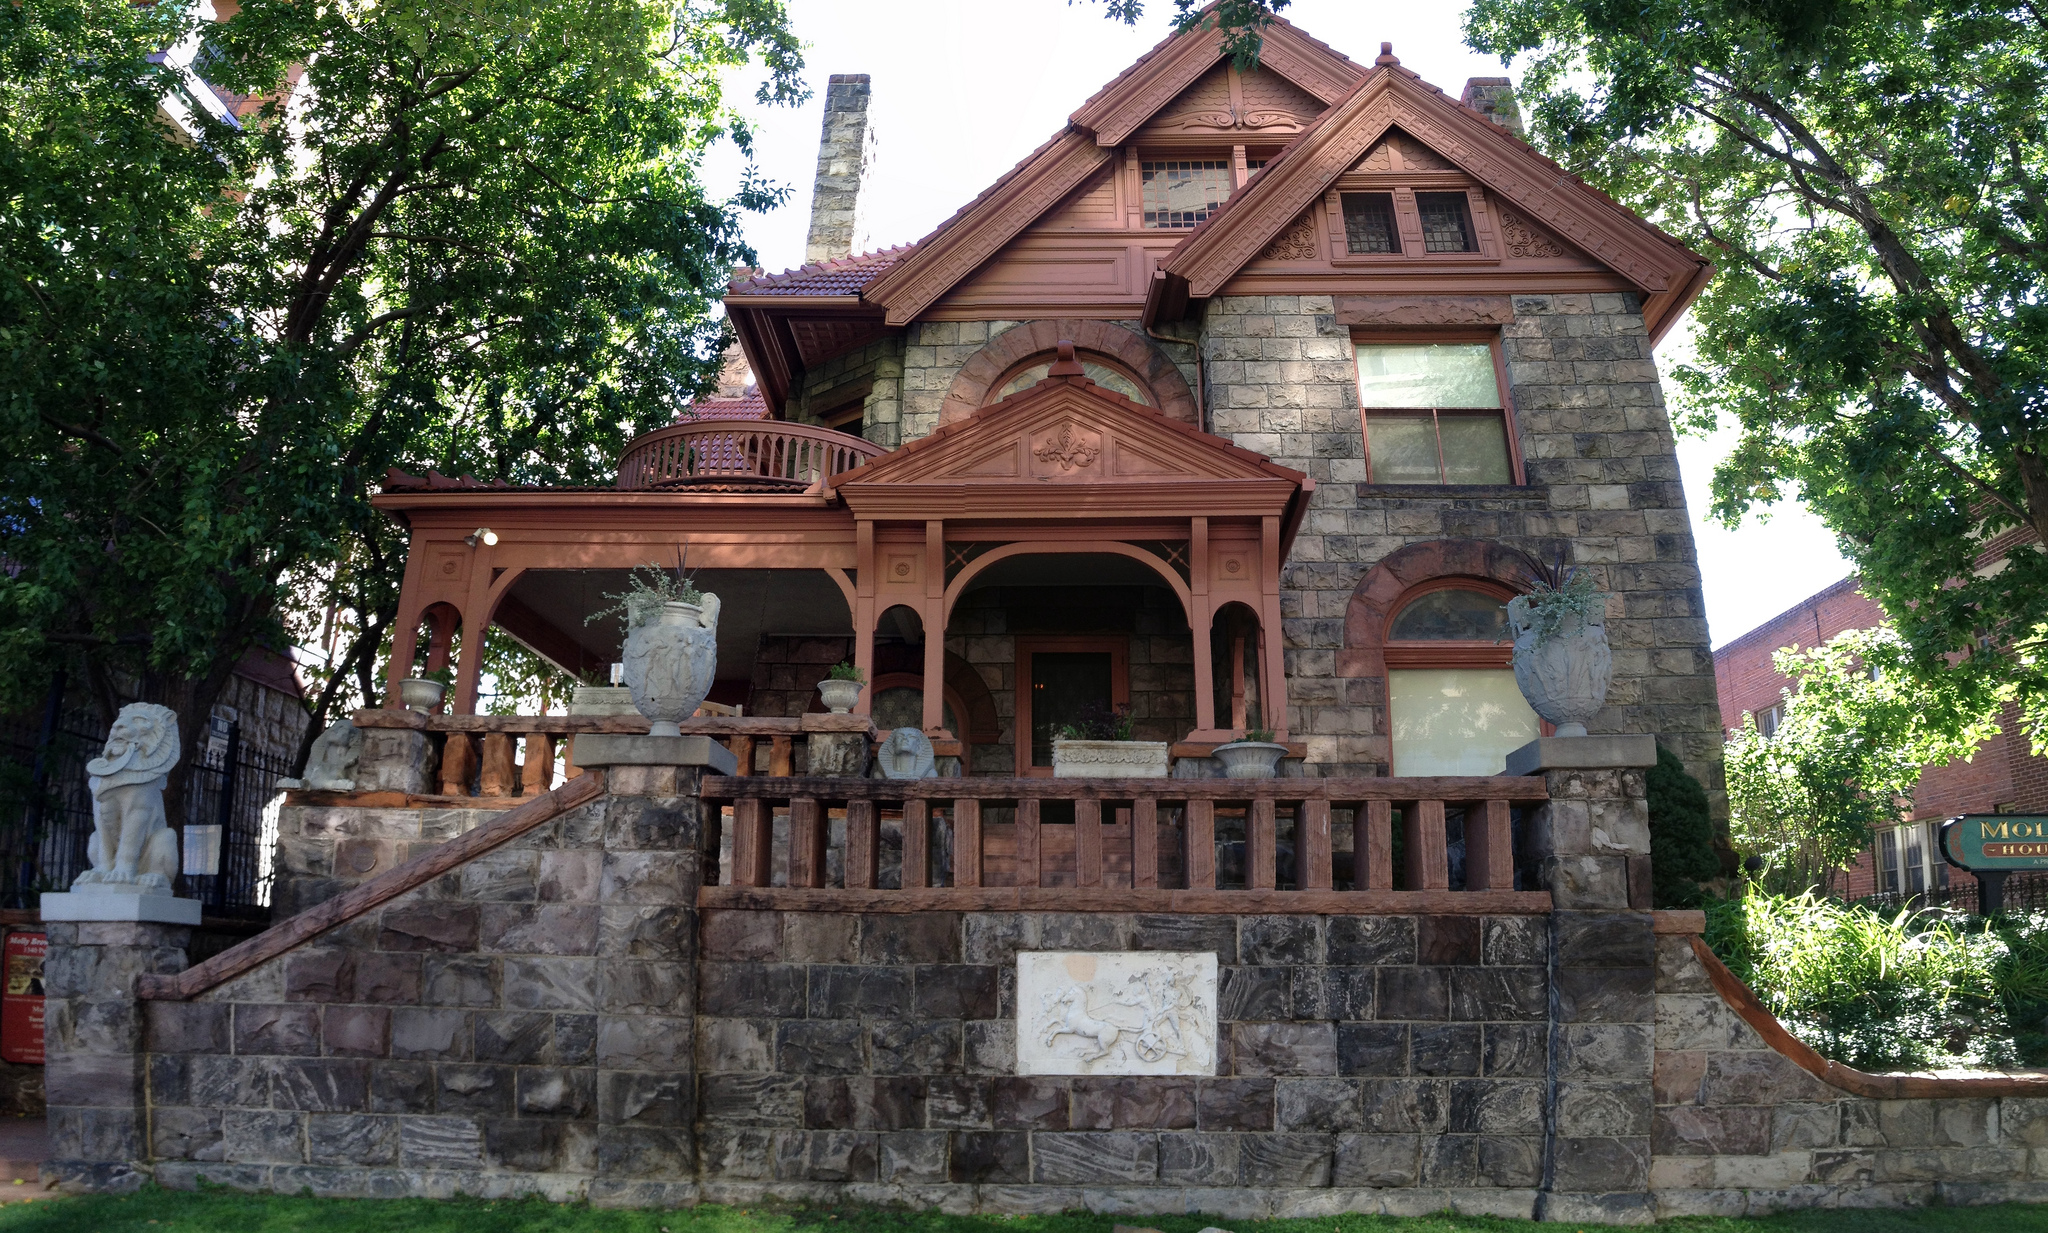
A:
[1212,740,1289,780]
[397,678,446,713]
[622,596,720,737]
[1507,591,1613,738]
[817,677,864,714]
[1052,738,1170,779]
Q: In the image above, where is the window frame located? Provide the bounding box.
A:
[1382,578,1552,775]
[987,351,1156,408]
[1351,330,1526,487]
[1321,184,1502,267]
[1013,635,1131,777]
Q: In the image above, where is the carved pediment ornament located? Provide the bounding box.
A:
[1034,422,1101,472]
[1259,212,1319,262]
[1494,204,1567,259]
[1158,105,1307,132]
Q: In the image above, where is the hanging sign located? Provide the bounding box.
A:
[0,932,46,1065]
[1941,815,2048,871]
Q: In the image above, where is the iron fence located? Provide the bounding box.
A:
[1858,871,2048,919]
[0,708,289,917]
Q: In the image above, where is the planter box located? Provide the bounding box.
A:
[1052,738,1170,779]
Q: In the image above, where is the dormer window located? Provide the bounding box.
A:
[1417,192,1476,252]
[1141,160,1232,228]
[1340,193,1399,253]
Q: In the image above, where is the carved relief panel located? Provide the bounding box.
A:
[1017,951,1218,1077]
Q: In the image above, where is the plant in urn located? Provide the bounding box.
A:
[1506,557,1612,738]
[595,560,720,737]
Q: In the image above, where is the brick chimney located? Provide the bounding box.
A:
[1460,78,1524,135]
[804,74,875,265]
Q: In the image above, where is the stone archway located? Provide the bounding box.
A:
[1337,538,1537,679]
[938,319,1197,426]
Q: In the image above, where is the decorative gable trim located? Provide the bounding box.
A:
[863,132,1112,326]
[1160,69,1708,310]
[1072,19,1363,149]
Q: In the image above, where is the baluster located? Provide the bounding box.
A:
[439,732,477,796]
[1076,798,1103,888]
[902,800,929,889]
[519,734,555,797]
[1186,800,1216,889]
[1249,797,1277,890]
[953,798,982,888]
[479,732,517,797]
[1301,798,1332,890]
[726,734,755,776]
[731,798,771,886]
[789,797,825,888]
[1132,797,1159,890]
[769,735,794,777]
[1405,799,1450,891]
[846,799,878,889]
[1361,800,1393,890]
[1468,798,1513,891]
[1015,797,1041,889]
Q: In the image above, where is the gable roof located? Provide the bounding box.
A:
[834,362,1307,523]
[1148,50,1711,340]
[728,245,914,297]
[859,13,1366,327]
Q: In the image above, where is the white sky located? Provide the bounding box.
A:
[700,0,1854,649]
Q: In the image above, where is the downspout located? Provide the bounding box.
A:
[1142,269,1205,434]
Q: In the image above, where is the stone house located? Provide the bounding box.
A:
[374,22,1726,814]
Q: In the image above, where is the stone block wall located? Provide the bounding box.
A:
[121,777,704,1204]
[1198,292,1724,814]
[1652,929,2048,1216]
[694,906,1555,1216]
[789,337,903,448]
[272,801,500,919]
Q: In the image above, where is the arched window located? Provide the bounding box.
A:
[1384,582,1539,776]
[988,353,1153,406]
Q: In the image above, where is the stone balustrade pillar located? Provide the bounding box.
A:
[1508,734,1659,1225]
[43,922,192,1191]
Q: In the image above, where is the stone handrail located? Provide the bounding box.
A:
[616,418,885,489]
[698,774,1551,913]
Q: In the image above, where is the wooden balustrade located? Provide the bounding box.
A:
[616,418,886,490]
[697,775,1554,913]
[348,709,872,801]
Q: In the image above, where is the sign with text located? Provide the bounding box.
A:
[0,932,45,1065]
[1941,815,2048,871]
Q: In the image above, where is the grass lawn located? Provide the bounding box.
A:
[1,1190,2047,1233]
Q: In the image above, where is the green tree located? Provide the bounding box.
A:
[0,0,802,796]
[1723,628,1993,895]
[1647,743,1720,908]
[1463,0,2048,747]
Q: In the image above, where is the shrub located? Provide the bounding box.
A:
[1705,891,2017,1070]
[1647,744,1718,908]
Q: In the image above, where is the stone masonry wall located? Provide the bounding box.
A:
[1652,930,2048,1217]
[897,320,1199,445]
[1199,292,1725,816]
[129,779,704,1205]
[695,907,1553,1217]
[791,337,903,448]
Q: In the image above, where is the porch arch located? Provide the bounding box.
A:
[941,541,1195,629]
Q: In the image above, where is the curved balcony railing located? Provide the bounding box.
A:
[617,418,885,490]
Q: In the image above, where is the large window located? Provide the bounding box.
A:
[1878,820,1950,897]
[1141,160,1233,228]
[1385,586,1540,776]
[1355,342,1515,485]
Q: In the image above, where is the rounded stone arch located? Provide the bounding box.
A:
[938,319,1197,427]
[1337,539,1536,680]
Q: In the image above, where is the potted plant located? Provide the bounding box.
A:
[817,661,865,714]
[1212,715,1289,779]
[1506,553,1612,738]
[1051,704,1169,778]
[397,666,452,713]
[589,556,721,737]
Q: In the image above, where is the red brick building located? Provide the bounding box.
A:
[1712,576,2048,901]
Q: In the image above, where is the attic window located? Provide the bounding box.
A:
[1417,192,1476,252]
[1340,193,1399,254]
[1141,160,1232,228]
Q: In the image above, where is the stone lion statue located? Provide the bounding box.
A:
[76,703,182,892]
[277,719,360,792]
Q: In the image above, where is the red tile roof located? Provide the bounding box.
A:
[727,245,915,296]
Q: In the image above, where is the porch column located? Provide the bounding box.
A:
[384,548,433,704]
[922,519,946,732]
[1260,515,1289,739]
[1190,516,1216,733]
[853,521,877,716]
[451,537,496,715]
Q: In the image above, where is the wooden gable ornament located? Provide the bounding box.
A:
[1148,53,1714,341]
[834,343,1308,521]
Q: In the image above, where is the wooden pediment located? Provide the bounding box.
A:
[1155,66,1713,340]
[835,372,1305,519]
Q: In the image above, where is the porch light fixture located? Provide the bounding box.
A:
[466,527,498,547]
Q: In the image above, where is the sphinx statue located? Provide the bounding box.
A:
[75,703,183,893]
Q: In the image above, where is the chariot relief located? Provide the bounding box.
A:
[1016,951,1217,1076]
